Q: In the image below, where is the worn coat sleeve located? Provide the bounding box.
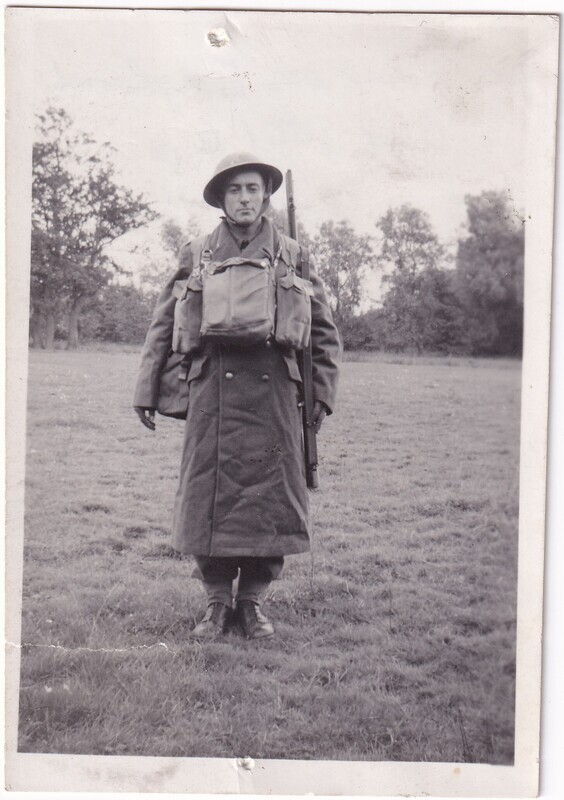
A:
[132,243,192,409]
[307,255,342,415]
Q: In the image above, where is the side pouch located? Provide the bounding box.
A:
[172,272,203,354]
[157,352,191,420]
[275,271,314,350]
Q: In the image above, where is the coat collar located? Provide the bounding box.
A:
[211,216,278,263]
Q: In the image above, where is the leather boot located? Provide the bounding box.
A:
[192,602,232,638]
[234,601,274,639]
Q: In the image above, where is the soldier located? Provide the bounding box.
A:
[133,153,340,640]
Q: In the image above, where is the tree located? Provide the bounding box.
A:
[31,107,158,348]
[160,217,202,256]
[30,227,68,349]
[379,267,464,353]
[81,284,156,344]
[454,191,524,355]
[136,218,202,294]
[376,205,446,277]
[375,206,454,353]
[309,220,375,345]
[335,313,377,350]
[267,207,311,247]
[357,308,388,350]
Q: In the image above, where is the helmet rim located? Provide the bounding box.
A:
[203,153,283,208]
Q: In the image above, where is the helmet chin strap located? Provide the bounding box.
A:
[220,194,271,231]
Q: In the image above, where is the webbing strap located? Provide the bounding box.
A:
[272,225,309,278]
[299,245,310,281]
[189,226,306,277]
[272,243,283,273]
[189,233,214,277]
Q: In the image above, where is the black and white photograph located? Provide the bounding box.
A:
[4,6,559,796]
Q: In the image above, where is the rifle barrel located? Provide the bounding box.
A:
[286,170,297,241]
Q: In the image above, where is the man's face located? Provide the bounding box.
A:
[222,170,266,226]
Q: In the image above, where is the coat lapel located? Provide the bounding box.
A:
[211,217,277,263]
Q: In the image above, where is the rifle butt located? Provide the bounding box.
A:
[306,465,320,490]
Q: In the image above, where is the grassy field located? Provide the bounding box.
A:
[17,347,520,763]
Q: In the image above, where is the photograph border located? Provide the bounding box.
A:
[4,4,560,797]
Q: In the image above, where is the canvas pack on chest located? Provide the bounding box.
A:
[172,237,313,353]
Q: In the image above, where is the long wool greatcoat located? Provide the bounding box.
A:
[133,216,341,557]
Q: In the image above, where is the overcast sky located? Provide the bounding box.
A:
[22,9,531,291]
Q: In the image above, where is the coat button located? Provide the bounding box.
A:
[261,374,270,382]
[225,372,234,380]
[265,340,272,348]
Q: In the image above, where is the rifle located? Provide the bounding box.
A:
[286,170,319,489]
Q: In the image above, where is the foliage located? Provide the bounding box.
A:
[335,314,378,351]
[80,285,157,344]
[267,207,311,247]
[379,267,465,354]
[309,220,375,346]
[372,197,523,356]
[453,191,524,356]
[31,107,157,349]
[350,309,389,350]
[29,117,524,359]
[160,218,202,256]
[375,206,458,353]
[376,205,446,276]
[135,218,202,294]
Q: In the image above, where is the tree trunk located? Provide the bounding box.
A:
[67,296,88,349]
[44,313,56,350]
[29,314,45,348]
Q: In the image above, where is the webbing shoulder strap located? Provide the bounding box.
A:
[186,225,307,276]
[299,244,310,281]
[275,229,308,277]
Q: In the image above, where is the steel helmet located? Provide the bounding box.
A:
[203,152,283,208]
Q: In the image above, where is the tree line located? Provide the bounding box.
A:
[30,107,524,356]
